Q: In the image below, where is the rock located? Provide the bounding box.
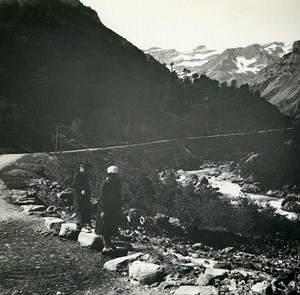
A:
[282,201,300,213]
[241,183,259,193]
[15,198,37,205]
[220,247,235,254]
[231,269,251,279]
[205,268,228,279]
[251,281,270,294]
[21,205,45,214]
[59,223,80,240]
[169,217,181,227]
[199,176,209,186]
[113,241,133,251]
[197,273,213,286]
[46,205,58,213]
[213,262,231,270]
[10,189,27,199]
[103,252,143,271]
[129,261,164,285]
[174,285,218,295]
[244,153,259,164]
[78,232,103,251]
[192,243,204,251]
[43,217,64,231]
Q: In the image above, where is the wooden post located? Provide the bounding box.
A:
[55,125,59,154]
[59,124,62,152]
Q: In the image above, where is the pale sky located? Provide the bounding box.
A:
[81,0,300,52]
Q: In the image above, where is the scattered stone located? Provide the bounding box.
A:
[10,189,27,199]
[78,231,103,251]
[113,240,133,251]
[103,252,143,271]
[129,260,164,285]
[169,217,181,228]
[241,183,259,193]
[21,205,45,214]
[15,198,37,205]
[43,217,64,231]
[59,223,80,240]
[220,247,235,254]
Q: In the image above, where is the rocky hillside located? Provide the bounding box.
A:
[144,43,291,84]
[0,0,291,152]
[247,41,300,119]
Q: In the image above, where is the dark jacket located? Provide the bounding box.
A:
[95,174,121,236]
[99,175,121,214]
[73,171,91,225]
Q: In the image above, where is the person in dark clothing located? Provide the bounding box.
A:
[73,162,92,230]
[95,165,122,252]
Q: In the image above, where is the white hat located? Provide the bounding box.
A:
[107,166,118,174]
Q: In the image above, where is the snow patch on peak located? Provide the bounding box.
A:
[263,42,292,57]
[177,60,209,67]
[233,56,260,74]
[174,50,219,62]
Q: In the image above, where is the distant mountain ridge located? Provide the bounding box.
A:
[144,42,292,83]
[247,40,300,118]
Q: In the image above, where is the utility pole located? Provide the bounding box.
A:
[55,125,59,154]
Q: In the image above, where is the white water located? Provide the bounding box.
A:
[177,168,298,220]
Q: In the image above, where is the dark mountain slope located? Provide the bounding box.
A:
[247,41,300,119]
[0,0,291,152]
[0,0,174,150]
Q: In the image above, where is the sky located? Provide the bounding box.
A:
[80,0,300,52]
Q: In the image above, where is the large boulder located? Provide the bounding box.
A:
[77,232,103,251]
[251,281,270,294]
[59,223,80,240]
[129,260,164,285]
[196,273,213,286]
[197,268,228,286]
[103,252,143,271]
[174,285,218,295]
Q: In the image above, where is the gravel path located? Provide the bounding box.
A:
[0,154,112,295]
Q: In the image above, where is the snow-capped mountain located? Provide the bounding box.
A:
[144,42,292,84]
[247,40,300,118]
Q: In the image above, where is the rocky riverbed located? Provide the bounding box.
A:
[177,163,299,219]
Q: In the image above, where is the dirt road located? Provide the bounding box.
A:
[0,154,27,221]
[0,154,25,170]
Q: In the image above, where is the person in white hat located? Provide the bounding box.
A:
[95,165,122,253]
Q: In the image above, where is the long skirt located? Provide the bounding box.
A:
[74,193,91,228]
[95,211,119,237]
